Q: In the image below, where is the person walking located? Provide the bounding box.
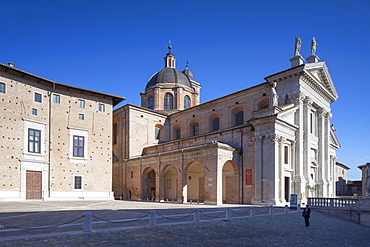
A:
[302,205,311,226]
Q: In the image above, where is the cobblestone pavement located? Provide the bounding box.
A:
[0,200,369,246]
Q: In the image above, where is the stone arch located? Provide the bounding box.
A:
[222,160,239,203]
[142,167,157,201]
[185,161,205,203]
[161,164,178,201]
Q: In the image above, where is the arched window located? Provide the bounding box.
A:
[164,93,173,110]
[184,95,191,109]
[148,96,154,110]
[235,111,244,126]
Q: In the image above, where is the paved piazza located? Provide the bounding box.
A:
[0,200,369,246]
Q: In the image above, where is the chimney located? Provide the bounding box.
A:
[8,62,14,67]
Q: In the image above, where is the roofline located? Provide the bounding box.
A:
[336,162,350,170]
[0,63,125,106]
[169,81,269,117]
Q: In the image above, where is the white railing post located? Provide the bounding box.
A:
[194,208,200,223]
[149,210,156,227]
[83,212,92,232]
[250,207,255,217]
[226,207,232,219]
[269,205,274,215]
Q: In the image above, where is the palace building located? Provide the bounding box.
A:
[0,62,124,200]
[112,41,340,205]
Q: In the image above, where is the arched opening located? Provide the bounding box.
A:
[186,162,205,202]
[155,124,163,141]
[148,96,154,110]
[258,98,269,110]
[172,124,181,140]
[209,113,220,132]
[189,119,199,136]
[222,161,239,203]
[163,165,178,201]
[142,168,156,201]
[232,106,244,126]
[184,95,191,109]
[164,93,173,110]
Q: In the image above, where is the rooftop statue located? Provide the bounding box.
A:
[311,37,318,55]
[294,36,302,56]
[270,82,278,107]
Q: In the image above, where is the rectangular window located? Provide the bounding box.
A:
[155,127,160,140]
[235,111,244,126]
[34,93,42,103]
[0,83,5,93]
[98,104,105,112]
[74,176,82,190]
[53,94,60,103]
[78,99,85,108]
[193,123,199,136]
[113,123,117,145]
[79,114,84,120]
[284,146,289,164]
[213,118,220,131]
[130,172,134,178]
[32,109,37,116]
[73,136,84,157]
[176,128,181,139]
[28,129,41,153]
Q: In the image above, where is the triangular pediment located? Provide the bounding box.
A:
[304,62,339,102]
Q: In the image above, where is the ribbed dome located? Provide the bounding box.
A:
[145,67,192,90]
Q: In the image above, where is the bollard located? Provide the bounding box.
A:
[269,205,274,215]
[172,199,174,203]
[166,198,168,202]
[197,200,199,204]
[297,204,301,211]
[226,207,232,219]
[250,207,255,217]
[83,212,92,232]
[190,200,192,204]
[194,208,200,223]
[149,210,156,227]
[285,205,289,214]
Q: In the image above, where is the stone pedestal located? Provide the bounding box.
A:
[359,198,370,227]
[289,55,304,67]
[306,54,320,63]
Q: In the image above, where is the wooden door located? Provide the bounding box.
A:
[26,171,42,199]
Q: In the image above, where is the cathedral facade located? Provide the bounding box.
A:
[113,42,340,206]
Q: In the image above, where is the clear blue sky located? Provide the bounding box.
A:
[1,1,369,180]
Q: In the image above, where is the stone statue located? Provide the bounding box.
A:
[270,82,278,107]
[311,37,318,55]
[366,162,370,197]
[294,36,302,56]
